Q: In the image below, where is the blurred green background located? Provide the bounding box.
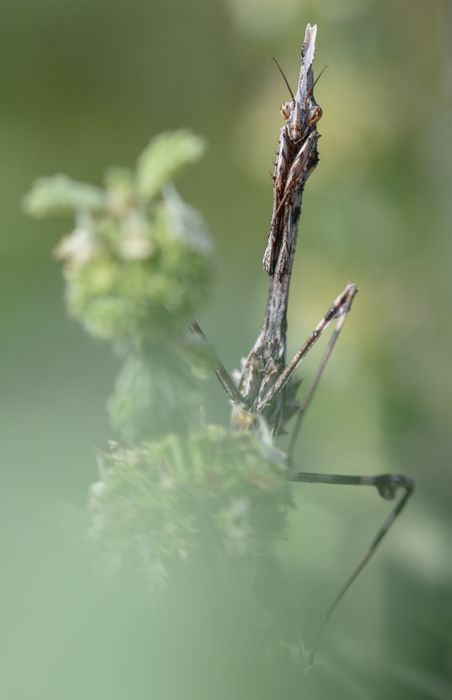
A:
[1,0,451,698]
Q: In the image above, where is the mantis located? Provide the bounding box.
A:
[192,23,413,663]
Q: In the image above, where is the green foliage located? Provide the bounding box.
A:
[26,128,294,634]
[107,347,207,443]
[137,130,206,201]
[61,204,212,344]
[22,175,104,217]
[24,131,213,348]
[89,426,293,588]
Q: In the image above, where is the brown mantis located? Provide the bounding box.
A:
[263,24,322,279]
[192,23,413,663]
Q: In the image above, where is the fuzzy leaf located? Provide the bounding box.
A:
[163,185,213,254]
[90,426,293,585]
[136,130,206,201]
[23,175,104,218]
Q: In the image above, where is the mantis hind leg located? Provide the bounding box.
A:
[289,469,414,664]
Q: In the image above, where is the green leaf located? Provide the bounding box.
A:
[91,425,292,584]
[162,185,213,254]
[23,175,104,218]
[136,130,206,201]
[107,350,202,443]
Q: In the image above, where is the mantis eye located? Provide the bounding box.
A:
[308,105,323,126]
[280,101,292,120]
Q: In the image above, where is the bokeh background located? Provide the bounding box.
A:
[1,0,451,698]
